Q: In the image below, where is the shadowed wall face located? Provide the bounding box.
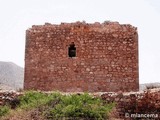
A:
[24,22,139,92]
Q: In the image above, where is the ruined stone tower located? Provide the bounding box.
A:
[24,21,139,92]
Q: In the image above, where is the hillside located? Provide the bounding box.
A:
[139,82,160,91]
[0,61,24,90]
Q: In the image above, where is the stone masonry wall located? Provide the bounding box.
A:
[24,21,139,92]
[101,89,160,119]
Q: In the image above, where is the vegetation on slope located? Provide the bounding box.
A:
[0,91,115,120]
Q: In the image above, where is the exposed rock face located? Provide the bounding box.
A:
[0,62,24,90]
[24,21,139,92]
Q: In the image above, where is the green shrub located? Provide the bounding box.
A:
[0,91,115,119]
[0,106,10,117]
[18,91,60,109]
[46,93,115,119]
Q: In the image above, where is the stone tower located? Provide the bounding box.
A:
[24,21,139,92]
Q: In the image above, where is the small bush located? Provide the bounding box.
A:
[0,106,10,117]
[46,93,115,119]
[18,91,60,109]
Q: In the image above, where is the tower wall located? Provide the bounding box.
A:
[24,22,139,92]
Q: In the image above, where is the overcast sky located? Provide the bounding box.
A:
[0,0,160,84]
